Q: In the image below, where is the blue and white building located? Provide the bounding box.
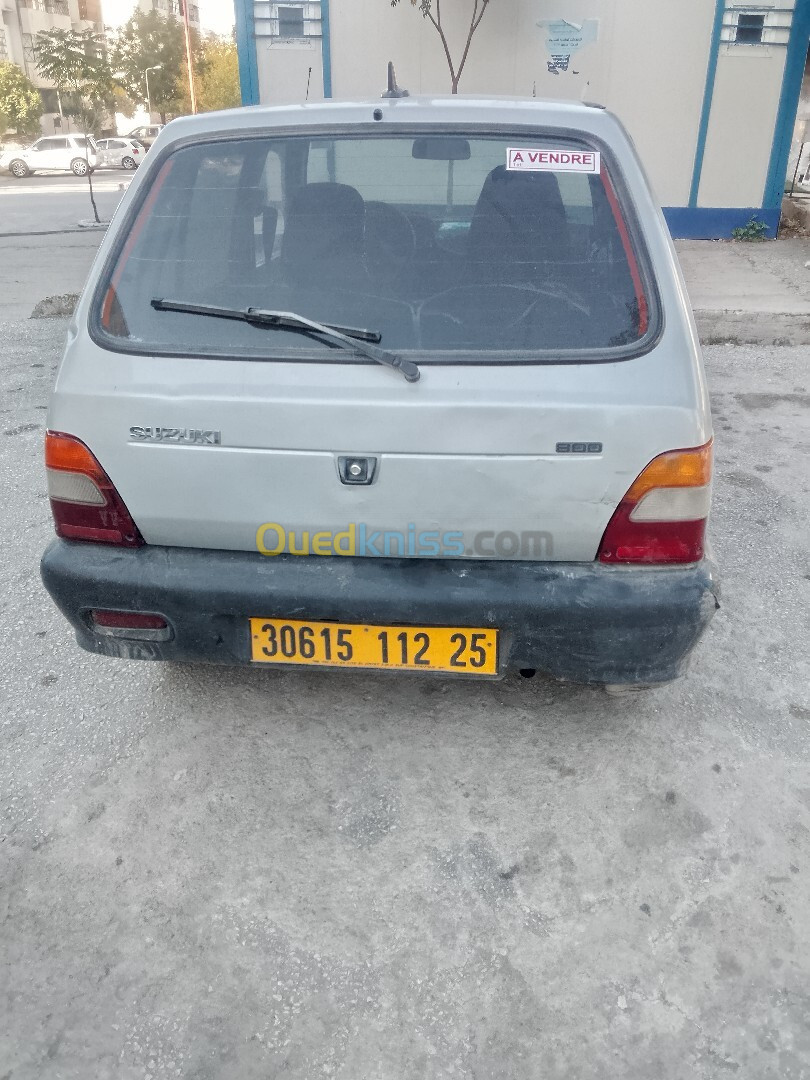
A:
[234,0,810,238]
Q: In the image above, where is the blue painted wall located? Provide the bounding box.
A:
[663,207,780,240]
[763,1,810,209]
[321,0,332,98]
[234,0,259,106]
[688,0,725,209]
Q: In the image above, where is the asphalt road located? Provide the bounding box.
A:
[1,312,810,1076]
[0,174,125,321]
[0,171,130,235]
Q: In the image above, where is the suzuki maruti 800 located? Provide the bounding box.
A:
[41,97,719,687]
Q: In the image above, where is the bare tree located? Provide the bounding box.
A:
[390,0,494,94]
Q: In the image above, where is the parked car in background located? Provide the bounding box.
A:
[95,137,145,170]
[0,134,98,177]
[123,125,164,150]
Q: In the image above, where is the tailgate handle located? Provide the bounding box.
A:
[338,456,378,485]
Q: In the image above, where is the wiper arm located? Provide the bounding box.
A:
[151,298,420,383]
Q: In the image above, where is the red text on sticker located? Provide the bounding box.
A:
[507,148,601,174]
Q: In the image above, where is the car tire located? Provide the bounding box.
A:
[9,159,30,178]
[71,158,89,176]
[122,156,137,170]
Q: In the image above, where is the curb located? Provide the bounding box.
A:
[694,310,810,346]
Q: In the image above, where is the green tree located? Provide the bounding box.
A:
[34,28,114,131]
[0,62,43,138]
[175,36,239,114]
[111,11,191,122]
[390,0,494,93]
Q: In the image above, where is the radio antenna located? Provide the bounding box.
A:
[382,61,409,98]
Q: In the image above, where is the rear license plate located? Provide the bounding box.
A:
[249,618,499,675]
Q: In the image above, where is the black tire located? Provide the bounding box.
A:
[9,159,30,178]
[70,157,89,177]
[121,156,137,170]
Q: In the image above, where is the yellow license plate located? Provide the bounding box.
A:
[250,618,499,675]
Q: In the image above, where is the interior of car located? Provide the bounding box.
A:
[102,133,648,355]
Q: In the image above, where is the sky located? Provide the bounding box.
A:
[102,0,235,36]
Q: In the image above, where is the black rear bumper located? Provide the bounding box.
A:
[40,540,719,685]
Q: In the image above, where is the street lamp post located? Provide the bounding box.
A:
[144,64,163,122]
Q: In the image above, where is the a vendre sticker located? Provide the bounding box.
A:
[507,147,601,174]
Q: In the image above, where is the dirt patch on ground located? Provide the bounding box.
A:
[30,294,79,319]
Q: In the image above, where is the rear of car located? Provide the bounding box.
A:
[125,126,163,150]
[97,138,144,169]
[40,99,718,685]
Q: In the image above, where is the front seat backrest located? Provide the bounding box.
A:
[280,182,366,288]
[468,166,569,280]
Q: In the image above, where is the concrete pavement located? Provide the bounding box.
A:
[0,173,127,320]
[1,207,810,1075]
[0,232,103,320]
[1,316,809,1079]
[675,237,810,346]
[0,171,129,235]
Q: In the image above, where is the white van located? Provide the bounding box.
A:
[40,98,718,687]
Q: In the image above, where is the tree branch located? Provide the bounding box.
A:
[426,0,457,86]
[454,0,489,91]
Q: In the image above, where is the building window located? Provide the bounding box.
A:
[735,12,765,44]
[278,6,304,38]
[0,31,8,61]
[255,1,322,45]
[22,33,36,63]
[18,0,70,13]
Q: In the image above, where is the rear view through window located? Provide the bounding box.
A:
[98,132,654,360]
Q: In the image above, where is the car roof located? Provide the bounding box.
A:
[148,96,621,148]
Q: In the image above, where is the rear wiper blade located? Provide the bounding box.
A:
[151,298,420,383]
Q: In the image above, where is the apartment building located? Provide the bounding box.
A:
[1,0,102,131]
[234,0,810,237]
[135,0,199,32]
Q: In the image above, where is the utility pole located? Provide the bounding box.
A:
[145,64,162,122]
[181,0,197,114]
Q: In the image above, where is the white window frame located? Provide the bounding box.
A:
[722,6,793,51]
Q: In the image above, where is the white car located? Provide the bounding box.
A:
[0,133,98,177]
[124,125,164,150]
[40,98,718,687]
[95,137,145,170]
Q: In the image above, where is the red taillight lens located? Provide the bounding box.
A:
[598,441,712,565]
[91,610,166,630]
[45,431,143,547]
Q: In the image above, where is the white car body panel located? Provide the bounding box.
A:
[96,139,144,168]
[0,133,98,173]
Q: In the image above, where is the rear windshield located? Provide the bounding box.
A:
[96,132,656,361]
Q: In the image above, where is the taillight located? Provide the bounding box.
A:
[597,441,712,564]
[89,610,170,640]
[45,431,143,547]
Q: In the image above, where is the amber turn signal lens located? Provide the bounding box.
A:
[623,441,713,502]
